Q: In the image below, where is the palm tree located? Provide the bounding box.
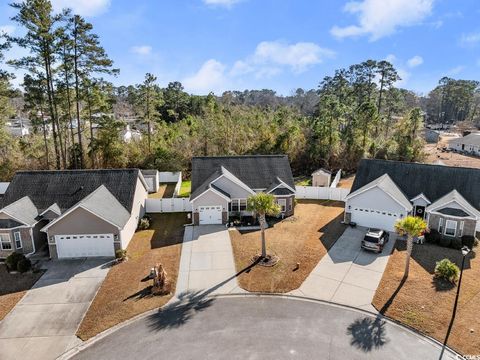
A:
[246,193,281,259]
[394,216,428,278]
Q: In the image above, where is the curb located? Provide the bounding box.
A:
[57,292,460,359]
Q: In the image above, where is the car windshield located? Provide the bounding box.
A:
[364,235,379,243]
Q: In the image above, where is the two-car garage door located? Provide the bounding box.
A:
[55,234,115,258]
[350,208,400,232]
[199,206,223,225]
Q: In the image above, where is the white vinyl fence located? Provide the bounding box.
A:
[146,198,192,213]
[330,169,342,188]
[295,186,349,201]
[158,171,182,196]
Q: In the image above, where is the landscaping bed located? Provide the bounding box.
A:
[372,242,480,355]
[229,200,346,293]
[76,213,187,340]
[0,263,44,321]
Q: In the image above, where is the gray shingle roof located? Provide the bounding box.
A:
[0,169,143,213]
[352,159,480,211]
[1,196,38,226]
[449,133,480,146]
[437,207,470,217]
[191,155,295,200]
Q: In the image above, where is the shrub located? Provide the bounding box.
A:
[439,236,452,248]
[5,252,25,271]
[115,249,127,260]
[435,259,460,283]
[450,237,463,250]
[462,235,477,250]
[137,216,151,230]
[425,229,441,244]
[17,258,31,273]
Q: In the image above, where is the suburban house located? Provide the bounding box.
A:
[344,159,480,238]
[0,169,148,259]
[448,133,480,156]
[312,168,331,187]
[190,155,296,225]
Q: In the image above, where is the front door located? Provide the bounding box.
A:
[414,205,426,218]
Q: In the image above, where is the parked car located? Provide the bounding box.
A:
[361,228,389,253]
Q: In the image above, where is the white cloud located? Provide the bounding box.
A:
[51,0,110,17]
[460,32,480,46]
[0,25,15,35]
[407,55,423,68]
[130,45,152,56]
[331,0,435,41]
[183,59,228,94]
[385,54,396,63]
[203,0,242,8]
[447,65,465,76]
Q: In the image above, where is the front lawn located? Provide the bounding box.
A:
[372,242,480,355]
[0,263,44,321]
[178,180,191,198]
[229,200,346,293]
[76,213,187,340]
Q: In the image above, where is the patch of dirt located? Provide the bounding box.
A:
[338,174,355,190]
[230,200,347,293]
[148,184,176,199]
[76,213,187,340]
[372,242,480,355]
[424,136,480,169]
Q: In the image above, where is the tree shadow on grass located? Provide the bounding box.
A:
[347,317,389,352]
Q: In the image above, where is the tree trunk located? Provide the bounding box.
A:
[73,19,85,168]
[63,44,77,169]
[87,91,95,168]
[259,214,267,258]
[404,235,413,278]
[40,107,49,168]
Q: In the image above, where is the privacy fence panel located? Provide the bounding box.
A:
[295,186,349,202]
[146,198,192,213]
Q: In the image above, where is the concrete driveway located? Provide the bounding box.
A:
[176,225,240,296]
[69,296,456,360]
[296,227,396,312]
[0,258,111,360]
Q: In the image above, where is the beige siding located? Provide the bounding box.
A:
[120,176,148,249]
[428,213,477,238]
[192,190,229,213]
[312,172,331,187]
[347,187,407,213]
[46,207,119,238]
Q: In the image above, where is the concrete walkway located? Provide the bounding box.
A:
[293,227,396,312]
[176,225,241,296]
[0,258,111,360]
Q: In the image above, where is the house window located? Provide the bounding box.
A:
[0,234,12,250]
[438,218,444,233]
[230,199,239,212]
[14,232,22,249]
[277,199,287,212]
[445,220,457,237]
[239,199,247,211]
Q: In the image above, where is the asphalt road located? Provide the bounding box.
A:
[71,295,457,360]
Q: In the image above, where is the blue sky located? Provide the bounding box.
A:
[1,0,479,95]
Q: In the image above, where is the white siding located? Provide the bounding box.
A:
[120,177,148,249]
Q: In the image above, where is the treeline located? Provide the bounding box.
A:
[0,0,478,180]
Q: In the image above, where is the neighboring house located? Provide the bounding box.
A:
[448,133,480,156]
[344,159,480,238]
[312,168,332,187]
[122,124,142,143]
[0,182,9,198]
[0,169,148,259]
[6,119,30,137]
[190,155,296,225]
[141,170,160,193]
[423,128,440,143]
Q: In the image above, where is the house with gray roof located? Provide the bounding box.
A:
[0,169,148,259]
[448,133,480,156]
[190,155,295,225]
[344,159,480,239]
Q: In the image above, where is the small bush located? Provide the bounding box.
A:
[462,235,477,250]
[137,216,151,230]
[115,249,127,260]
[425,229,441,244]
[435,258,460,284]
[5,252,25,271]
[17,258,31,273]
[451,237,463,250]
[439,236,452,248]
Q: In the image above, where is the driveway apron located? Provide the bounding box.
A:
[295,227,396,312]
[176,225,240,296]
[0,258,111,360]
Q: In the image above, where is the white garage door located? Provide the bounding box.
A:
[350,208,400,232]
[56,234,115,258]
[199,206,223,225]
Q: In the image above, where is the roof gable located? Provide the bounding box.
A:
[1,196,38,226]
[191,155,295,200]
[352,159,480,211]
[1,169,142,213]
